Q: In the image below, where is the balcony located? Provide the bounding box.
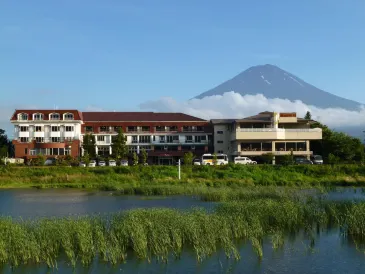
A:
[233,128,322,140]
[237,150,313,156]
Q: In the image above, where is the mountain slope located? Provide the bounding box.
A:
[195,64,362,110]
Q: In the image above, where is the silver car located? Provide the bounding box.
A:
[88,160,96,167]
[109,160,116,167]
[98,161,106,167]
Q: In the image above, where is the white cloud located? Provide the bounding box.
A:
[139,91,365,128]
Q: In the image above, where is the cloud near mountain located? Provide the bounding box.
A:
[139,91,365,129]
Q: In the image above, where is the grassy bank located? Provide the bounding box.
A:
[1,165,365,192]
[1,198,364,268]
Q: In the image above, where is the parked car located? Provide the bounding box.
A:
[120,160,128,166]
[79,161,86,167]
[88,160,96,167]
[193,158,201,165]
[108,160,116,167]
[295,157,313,165]
[234,156,257,165]
[310,155,323,165]
[98,160,106,167]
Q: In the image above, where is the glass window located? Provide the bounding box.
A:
[64,113,74,120]
[35,137,44,143]
[141,126,150,132]
[114,126,122,132]
[185,136,193,142]
[18,113,28,120]
[217,131,224,134]
[33,113,43,120]
[20,137,29,142]
[35,126,42,132]
[51,137,60,142]
[139,135,151,143]
[65,126,74,132]
[50,113,60,120]
[51,126,60,132]
[132,136,138,143]
[127,126,138,132]
[85,126,93,132]
[97,136,105,142]
[217,140,223,144]
[20,126,29,132]
[100,126,108,132]
[155,126,165,132]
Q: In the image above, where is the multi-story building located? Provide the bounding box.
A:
[81,112,213,165]
[10,110,83,159]
[211,112,322,161]
[10,110,213,165]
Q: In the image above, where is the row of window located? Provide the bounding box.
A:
[85,126,205,133]
[26,148,71,156]
[95,135,208,143]
[18,113,74,121]
[19,126,74,132]
[19,137,75,143]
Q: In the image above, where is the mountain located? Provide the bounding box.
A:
[195,64,362,110]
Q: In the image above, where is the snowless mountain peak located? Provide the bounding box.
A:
[195,64,362,110]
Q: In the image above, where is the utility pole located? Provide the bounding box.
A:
[178,159,181,180]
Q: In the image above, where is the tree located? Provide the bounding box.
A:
[112,128,128,161]
[0,129,11,158]
[260,153,274,164]
[132,152,138,166]
[140,148,147,165]
[304,111,312,120]
[32,154,46,166]
[183,151,194,166]
[82,134,96,158]
[310,121,364,163]
[82,152,91,166]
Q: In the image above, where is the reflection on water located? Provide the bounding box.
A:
[0,189,215,218]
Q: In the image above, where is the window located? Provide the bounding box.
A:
[197,126,204,131]
[65,126,74,132]
[185,136,193,143]
[141,126,150,132]
[50,113,60,120]
[100,126,108,132]
[51,126,60,132]
[129,146,138,153]
[195,136,202,143]
[159,136,165,143]
[18,113,28,120]
[139,135,151,143]
[218,150,224,154]
[114,126,122,132]
[35,126,42,132]
[183,126,192,132]
[35,137,44,143]
[85,126,93,132]
[217,140,224,144]
[132,135,138,143]
[168,126,178,131]
[20,137,29,142]
[127,126,138,132]
[65,137,73,142]
[167,135,179,143]
[33,113,43,120]
[97,136,105,142]
[98,146,110,156]
[156,126,165,132]
[201,135,207,140]
[217,131,224,134]
[25,148,28,155]
[51,137,60,142]
[20,126,29,132]
[139,145,151,151]
[64,113,74,120]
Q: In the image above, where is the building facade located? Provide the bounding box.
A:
[10,110,213,164]
[211,112,322,161]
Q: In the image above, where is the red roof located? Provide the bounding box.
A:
[10,110,83,121]
[81,112,206,122]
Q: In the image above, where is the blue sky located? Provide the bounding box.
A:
[1,0,365,132]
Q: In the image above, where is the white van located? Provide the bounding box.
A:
[201,154,229,165]
[234,156,257,165]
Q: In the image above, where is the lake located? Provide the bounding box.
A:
[0,188,365,273]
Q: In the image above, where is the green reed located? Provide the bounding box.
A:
[1,198,365,268]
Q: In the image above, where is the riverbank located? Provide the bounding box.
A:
[1,165,365,192]
[1,197,364,268]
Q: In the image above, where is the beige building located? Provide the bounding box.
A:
[211,112,322,161]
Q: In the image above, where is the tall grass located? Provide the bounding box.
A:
[1,198,365,268]
[1,164,365,191]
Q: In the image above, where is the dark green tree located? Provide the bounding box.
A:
[0,129,11,158]
[140,148,148,165]
[112,128,128,161]
[82,134,96,158]
[183,151,194,166]
[132,152,138,166]
[304,111,312,120]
